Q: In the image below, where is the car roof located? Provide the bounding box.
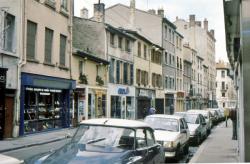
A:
[188,109,209,114]
[80,118,150,129]
[145,114,183,120]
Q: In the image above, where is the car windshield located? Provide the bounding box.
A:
[184,114,199,124]
[145,117,179,132]
[72,125,135,150]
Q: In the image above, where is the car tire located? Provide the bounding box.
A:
[184,143,189,155]
[175,144,181,160]
[196,134,201,145]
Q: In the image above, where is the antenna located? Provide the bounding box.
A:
[98,0,101,4]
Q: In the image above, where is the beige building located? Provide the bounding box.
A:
[125,30,164,119]
[174,15,216,108]
[18,0,75,136]
[175,32,184,112]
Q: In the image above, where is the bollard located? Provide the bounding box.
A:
[225,116,228,127]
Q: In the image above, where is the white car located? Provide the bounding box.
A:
[144,114,190,159]
[183,112,207,145]
[0,154,23,164]
[187,110,213,134]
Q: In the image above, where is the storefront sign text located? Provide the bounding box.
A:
[118,87,129,95]
[26,87,62,93]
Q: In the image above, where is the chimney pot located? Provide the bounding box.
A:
[93,3,105,23]
[204,18,208,31]
[189,14,195,27]
[80,7,88,19]
[157,8,164,17]
[148,9,156,14]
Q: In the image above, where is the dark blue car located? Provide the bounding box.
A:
[34,119,164,164]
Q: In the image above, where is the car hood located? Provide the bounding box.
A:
[154,130,179,142]
[35,144,134,164]
[187,123,199,133]
[0,154,23,164]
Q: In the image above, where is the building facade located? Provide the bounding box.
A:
[0,0,21,139]
[223,0,250,161]
[174,15,217,108]
[19,0,75,136]
[216,60,237,109]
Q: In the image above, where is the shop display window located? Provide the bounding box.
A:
[24,88,63,133]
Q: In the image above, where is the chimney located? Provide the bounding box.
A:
[157,8,164,17]
[148,9,156,15]
[93,2,105,23]
[210,29,215,37]
[130,0,135,29]
[189,14,195,27]
[80,7,88,19]
[195,21,201,27]
[176,16,179,21]
[204,18,208,31]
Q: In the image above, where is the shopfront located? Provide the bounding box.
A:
[155,90,165,114]
[0,68,7,140]
[176,92,185,112]
[165,93,175,114]
[108,85,135,120]
[20,73,75,135]
[136,88,155,119]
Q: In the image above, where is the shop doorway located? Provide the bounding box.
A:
[0,86,5,139]
[137,98,151,119]
[4,96,14,138]
[155,99,164,114]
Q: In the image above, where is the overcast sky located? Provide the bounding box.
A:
[74,0,227,62]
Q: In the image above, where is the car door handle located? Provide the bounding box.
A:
[148,150,153,153]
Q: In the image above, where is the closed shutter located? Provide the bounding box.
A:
[27,20,37,60]
[130,64,134,85]
[60,34,67,66]
[44,28,53,63]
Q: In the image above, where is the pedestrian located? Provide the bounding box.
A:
[148,106,156,115]
[229,107,237,140]
[170,104,174,115]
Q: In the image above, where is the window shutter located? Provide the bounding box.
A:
[60,34,67,66]
[44,28,53,63]
[27,21,37,59]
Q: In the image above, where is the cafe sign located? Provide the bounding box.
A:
[118,87,129,95]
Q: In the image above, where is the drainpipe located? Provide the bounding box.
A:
[13,0,26,137]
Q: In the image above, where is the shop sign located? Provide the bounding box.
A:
[177,92,184,98]
[118,87,129,95]
[139,89,148,97]
[25,87,62,93]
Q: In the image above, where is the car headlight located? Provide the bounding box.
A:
[163,141,175,148]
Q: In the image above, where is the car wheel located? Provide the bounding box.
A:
[196,134,201,145]
[175,144,181,160]
[184,143,189,155]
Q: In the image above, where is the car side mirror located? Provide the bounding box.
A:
[128,156,143,163]
[181,129,186,133]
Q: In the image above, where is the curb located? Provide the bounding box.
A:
[0,136,67,153]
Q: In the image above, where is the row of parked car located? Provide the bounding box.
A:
[2,108,226,164]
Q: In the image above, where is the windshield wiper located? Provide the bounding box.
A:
[154,128,166,131]
[87,138,106,144]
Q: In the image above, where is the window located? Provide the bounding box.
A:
[44,28,53,63]
[221,71,225,78]
[79,61,85,75]
[165,52,168,64]
[222,81,225,90]
[177,56,179,69]
[110,33,115,46]
[137,42,141,57]
[141,71,145,86]
[109,59,115,83]
[26,20,37,60]
[222,92,225,97]
[146,130,155,147]
[130,65,134,85]
[116,61,120,83]
[180,58,182,70]
[152,73,155,87]
[124,63,128,84]
[3,13,15,52]
[136,129,147,148]
[169,54,171,65]
[136,69,141,85]
[144,44,147,59]
[61,0,67,10]
[125,39,130,52]
[59,34,67,66]
[165,77,168,89]
[118,36,123,49]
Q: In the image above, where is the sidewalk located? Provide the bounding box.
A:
[190,120,239,163]
[0,128,76,153]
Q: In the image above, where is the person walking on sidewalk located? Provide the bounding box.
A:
[229,107,237,140]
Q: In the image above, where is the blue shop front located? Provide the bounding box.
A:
[20,73,76,136]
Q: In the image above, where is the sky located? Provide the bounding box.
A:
[74,0,228,62]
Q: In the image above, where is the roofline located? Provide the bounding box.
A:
[163,18,177,30]
[105,24,136,41]
[73,49,109,65]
